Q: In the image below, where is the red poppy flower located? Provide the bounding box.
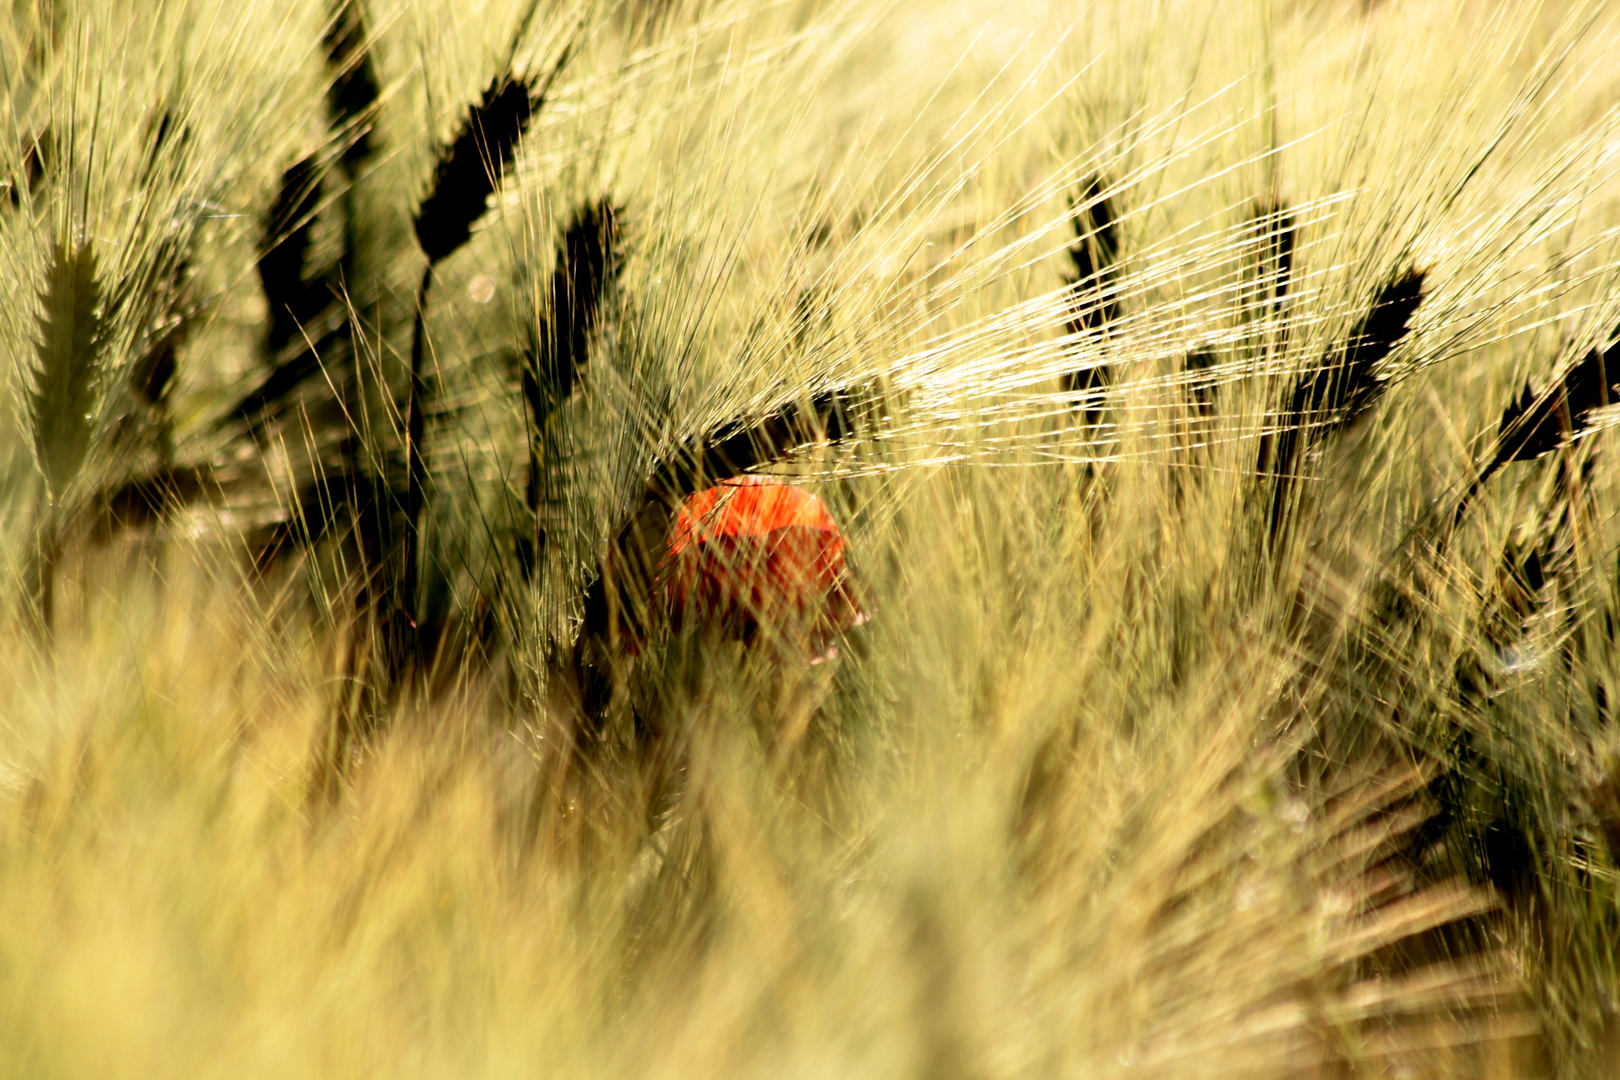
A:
[664,477,865,656]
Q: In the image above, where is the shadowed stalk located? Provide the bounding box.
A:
[324,0,386,612]
[411,77,537,263]
[310,16,581,799]
[399,264,434,644]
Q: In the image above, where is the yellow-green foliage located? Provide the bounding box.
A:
[5,0,1620,1077]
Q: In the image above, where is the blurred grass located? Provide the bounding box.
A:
[5,0,1620,1076]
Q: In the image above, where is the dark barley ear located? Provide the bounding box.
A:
[1487,380,1564,473]
[659,384,871,498]
[1063,174,1121,329]
[258,156,326,355]
[1184,346,1218,412]
[30,238,103,505]
[137,106,189,186]
[324,0,380,166]
[523,199,623,425]
[1493,327,1618,467]
[1243,203,1295,457]
[519,200,623,576]
[1251,200,1296,313]
[1261,266,1425,546]
[413,76,536,265]
[1060,174,1123,416]
[6,126,52,207]
[1295,266,1425,434]
[1450,323,1620,526]
[24,127,51,191]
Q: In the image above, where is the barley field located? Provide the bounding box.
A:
[6,0,1620,1076]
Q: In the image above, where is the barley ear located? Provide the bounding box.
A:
[1261,267,1424,548]
[518,199,623,578]
[662,384,869,498]
[29,238,103,506]
[412,34,578,266]
[1060,174,1123,421]
[400,38,578,658]
[524,200,622,426]
[259,155,325,355]
[1252,199,1296,314]
[412,76,536,266]
[324,0,381,166]
[1450,323,1620,528]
